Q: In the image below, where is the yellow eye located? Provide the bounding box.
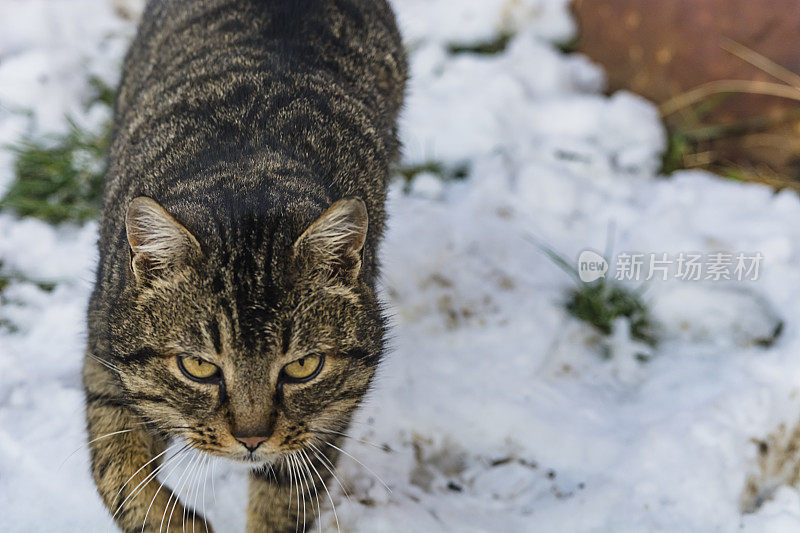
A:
[178,356,220,382]
[282,354,324,381]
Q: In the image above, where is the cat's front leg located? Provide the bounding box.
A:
[246,468,312,533]
[84,359,212,533]
[246,450,339,533]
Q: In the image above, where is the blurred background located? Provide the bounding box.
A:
[574,0,800,188]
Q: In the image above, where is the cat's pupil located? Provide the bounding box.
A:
[298,359,306,367]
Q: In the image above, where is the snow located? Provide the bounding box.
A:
[2,0,800,531]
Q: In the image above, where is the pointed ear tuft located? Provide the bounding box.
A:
[125,196,200,282]
[293,197,368,281]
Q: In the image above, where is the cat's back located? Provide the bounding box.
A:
[111,0,405,169]
[99,0,406,262]
[116,0,404,121]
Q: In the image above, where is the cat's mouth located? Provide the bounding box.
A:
[226,449,282,466]
[177,436,280,466]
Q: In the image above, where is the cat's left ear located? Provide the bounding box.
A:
[125,196,201,282]
[293,197,368,282]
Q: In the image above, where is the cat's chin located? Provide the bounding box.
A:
[215,456,270,473]
[230,454,271,465]
[224,451,281,469]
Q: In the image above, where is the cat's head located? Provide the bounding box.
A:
[110,196,383,464]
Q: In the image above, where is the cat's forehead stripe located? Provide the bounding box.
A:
[208,314,222,354]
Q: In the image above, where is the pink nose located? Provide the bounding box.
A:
[236,435,268,452]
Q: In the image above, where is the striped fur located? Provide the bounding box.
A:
[83,1,405,531]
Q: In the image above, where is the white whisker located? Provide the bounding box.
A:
[142,447,192,533]
[190,455,207,533]
[161,450,201,532]
[304,447,341,533]
[174,452,203,531]
[314,428,386,450]
[87,352,122,373]
[171,451,203,531]
[113,446,173,510]
[267,463,279,485]
[114,445,182,520]
[202,456,211,533]
[299,449,323,533]
[291,454,308,533]
[293,453,301,533]
[308,443,351,502]
[183,455,197,533]
[59,428,136,471]
[184,455,201,533]
[325,441,391,493]
[284,450,294,517]
[211,458,218,505]
[116,460,168,520]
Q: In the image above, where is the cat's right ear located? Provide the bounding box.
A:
[125,197,201,282]
[292,197,368,283]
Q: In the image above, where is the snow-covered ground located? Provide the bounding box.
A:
[3,0,800,531]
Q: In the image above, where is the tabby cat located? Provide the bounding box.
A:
[82,1,406,531]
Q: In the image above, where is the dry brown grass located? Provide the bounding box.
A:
[659,40,800,189]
